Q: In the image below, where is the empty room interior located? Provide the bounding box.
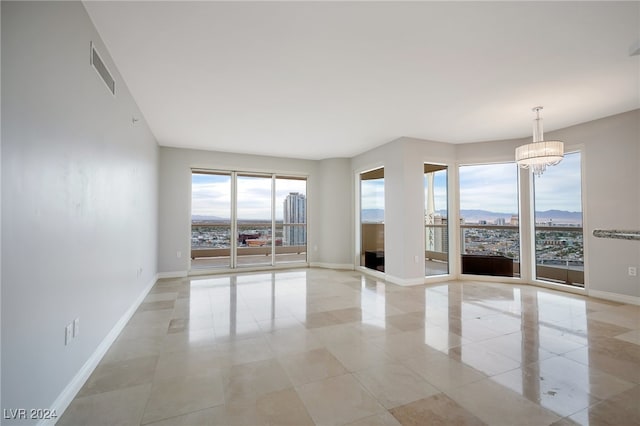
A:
[2,1,640,425]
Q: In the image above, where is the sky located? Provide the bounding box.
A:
[459,162,520,213]
[424,169,448,213]
[532,152,582,212]
[459,151,582,213]
[191,174,306,220]
[361,178,384,210]
[193,153,581,220]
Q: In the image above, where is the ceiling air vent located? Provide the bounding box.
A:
[90,42,115,96]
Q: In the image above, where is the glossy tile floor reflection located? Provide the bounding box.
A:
[59,268,640,426]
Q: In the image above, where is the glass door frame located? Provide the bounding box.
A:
[355,165,385,275]
[529,148,586,290]
[424,163,450,277]
[190,169,308,272]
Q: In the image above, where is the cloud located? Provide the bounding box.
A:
[192,154,581,221]
[533,152,582,212]
[459,163,519,213]
[192,174,307,220]
[192,174,232,218]
[361,179,384,210]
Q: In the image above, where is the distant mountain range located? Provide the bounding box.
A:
[362,209,582,224]
[460,209,582,224]
[192,215,227,222]
[195,210,582,225]
[360,209,385,223]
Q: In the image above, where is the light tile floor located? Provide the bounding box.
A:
[59,268,640,426]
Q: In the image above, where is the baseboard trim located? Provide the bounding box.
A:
[157,270,188,279]
[588,289,640,306]
[41,274,158,426]
[424,274,455,285]
[309,262,354,270]
[384,274,425,286]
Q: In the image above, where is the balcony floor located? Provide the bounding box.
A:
[60,268,639,426]
[192,253,307,269]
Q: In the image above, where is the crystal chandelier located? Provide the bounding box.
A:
[515,106,564,177]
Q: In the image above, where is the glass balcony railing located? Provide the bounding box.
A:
[461,225,520,277]
[459,224,584,286]
[191,222,307,268]
[535,226,584,287]
[425,224,449,276]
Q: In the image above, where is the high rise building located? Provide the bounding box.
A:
[283,192,306,246]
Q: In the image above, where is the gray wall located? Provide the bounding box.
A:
[0,2,2,412]
[556,110,639,298]
[1,1,637,420]
[158,149,355,273]
[351,111,639,298]
[0,1,3,411]
[456,109,640,297]
[351,137,456,282]
[316,158,353,267]
[2,1,158,419]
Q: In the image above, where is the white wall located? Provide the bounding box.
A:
[158,147,356,274]
[1,1,159,420]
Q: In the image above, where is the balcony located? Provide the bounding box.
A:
[425,224,449,276]
[461,224,521,277]
[192,222,307,268]
[460,224,583,287]
[535,226,584,287]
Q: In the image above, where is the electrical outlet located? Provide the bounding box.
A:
[629,266,637,277]
[176,250,182,258]
[414,255,419,263]
[65,324,73,345]
[73,318,80,337]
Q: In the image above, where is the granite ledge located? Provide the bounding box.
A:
[593,230,640,241]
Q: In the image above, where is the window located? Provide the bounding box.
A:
[459,163,520,277]
[191,172,232,269]
[425,164,449,276]
[533,151,584,287]
[276,177,307,264]
[360,168,384,272]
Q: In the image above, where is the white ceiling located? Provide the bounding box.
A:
[84,1,640,160]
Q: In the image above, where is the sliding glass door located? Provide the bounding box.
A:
[533,151,584,286]
[191,171,307,270]
[236,174,273,267]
